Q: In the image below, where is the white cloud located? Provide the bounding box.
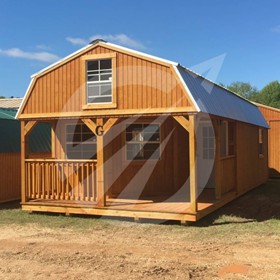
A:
[66,37,88,46]
[66,33,146,50]
[0,48,60,63]
[36,44,52,51]
[271,25,280,33]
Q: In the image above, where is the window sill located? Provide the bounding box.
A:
[82,103,117,110]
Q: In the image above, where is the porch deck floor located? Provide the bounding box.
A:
[22,189,237,222]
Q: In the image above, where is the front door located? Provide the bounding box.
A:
[196,119,216,192]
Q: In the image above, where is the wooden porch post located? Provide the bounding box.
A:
[81,117,119,207]
[189,115,198,213]
[21,120,37,204]
[173,114,198,213]
[21,121,27,204]
[96,118,105,207]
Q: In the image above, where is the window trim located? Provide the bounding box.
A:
[220,120,236,158]
[124,121,162,162]
[258,128,264,158]
[65,123,97,160]
[81,53,117,110]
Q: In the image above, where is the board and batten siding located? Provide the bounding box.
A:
[258,104,280,177]
[0,152,21,203]
[21,45,193,116]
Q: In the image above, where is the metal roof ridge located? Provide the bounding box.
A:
[253,102,280,112]
[103,42,178,66]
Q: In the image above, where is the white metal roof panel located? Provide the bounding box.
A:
[177,66,269,128]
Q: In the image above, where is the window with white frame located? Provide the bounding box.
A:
[259,128,264,156]
[86,59,112,104]
[126,124,160,160]
[66,124,97,159]
[202,125,215,160]
[220,120,235,157]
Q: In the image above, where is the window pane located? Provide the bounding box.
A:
[144,143,160,159]
[88,84,99,97]
[66,124,96,159]
[143,124,159,133]
[143,132,160,141]
[87,60,98,71]
[87,74,99,82]
[126,124,143,133]
[82,133,96,142]
[100,83,112,96]
[100,74,112,81]
[100,59,111,70]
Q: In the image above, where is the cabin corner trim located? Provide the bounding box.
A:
[172,65,200,112]
[16,78,36,119]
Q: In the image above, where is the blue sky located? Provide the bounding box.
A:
[0,0,280,97]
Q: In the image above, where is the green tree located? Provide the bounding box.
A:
[0,96,5,99]
[227,81,259,99]
[252,81,280,109]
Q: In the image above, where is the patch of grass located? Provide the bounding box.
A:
[0,179,279,239]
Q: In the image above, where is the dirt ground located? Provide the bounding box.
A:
[0,221,280,280]
[0,180,280,280]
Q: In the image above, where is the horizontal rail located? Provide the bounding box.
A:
[25,158,97,163]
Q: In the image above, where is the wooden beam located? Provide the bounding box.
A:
[21,122,27,203]
[24,120,37,136]
[18,107,196,120]
[103,118,118,135]
[81,118,98,136]
[173,116,190,132]
[189,115,197,213]
[96,118,105,207]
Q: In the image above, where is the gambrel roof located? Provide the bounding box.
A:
[17,40,269,128]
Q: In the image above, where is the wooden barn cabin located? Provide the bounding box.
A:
[256,103,280,178]
[17,40,269,222]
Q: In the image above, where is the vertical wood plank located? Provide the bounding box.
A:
[189,115,197,213]
[21,122,27,203]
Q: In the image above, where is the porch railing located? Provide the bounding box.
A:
[25,159,97,202]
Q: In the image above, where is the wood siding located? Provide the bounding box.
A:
[0,153,21,203]
[21,45,193,117]
[236,122,268,191]
[258,105,280,177]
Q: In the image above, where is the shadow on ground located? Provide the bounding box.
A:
[195,179,280,227]
[0,200,20,210]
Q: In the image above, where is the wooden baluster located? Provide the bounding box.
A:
[86,163,90,201]
[66,162,69,200]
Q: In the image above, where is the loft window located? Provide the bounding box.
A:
[66,124,96,159]
[259,128,264,156]
[126,124,160,160]
[220,120,235,157]
[86,59,112,104]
